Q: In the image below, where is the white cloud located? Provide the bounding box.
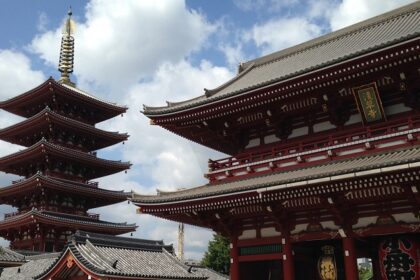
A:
[247,17,322,55]
[101,59,231,190]
[27,0,232,259]
[8,0,416,261]
[91,58,231,259]
[0,50,45,100]
[0,50,44,247]
[0,50,45,156]
[329,0,417,30]
[30,0,216,91]
[219,43,245,69]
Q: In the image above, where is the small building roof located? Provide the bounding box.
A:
[36,231,206,279]
[188,265,229,280]
[0,247,25,265]
[0,253,58,280]
[132,145,420,204]
[143,1,420,115]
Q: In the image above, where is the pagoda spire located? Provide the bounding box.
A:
[58,7,76,87]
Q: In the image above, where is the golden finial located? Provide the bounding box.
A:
[58,7,76,87]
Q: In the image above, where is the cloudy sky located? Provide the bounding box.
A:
[0,0,416,260]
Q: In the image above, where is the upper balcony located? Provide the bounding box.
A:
[206,115,420,182]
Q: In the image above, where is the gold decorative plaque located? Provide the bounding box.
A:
[352,82,386,124]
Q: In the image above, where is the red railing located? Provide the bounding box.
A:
[206,115,420,181]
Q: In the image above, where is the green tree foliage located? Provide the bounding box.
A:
[201,234,230,274]
[358,266,373,280]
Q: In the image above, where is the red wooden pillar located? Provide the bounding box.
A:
[371,256,381,280]
[230,237,239,280]
[282,234,295,280]
[342,237,358,280]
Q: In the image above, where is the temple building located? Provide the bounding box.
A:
[0,231,207,280]
[132,2,420,280]
[0,9,136,252]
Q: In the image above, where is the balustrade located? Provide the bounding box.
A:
[207,115,420,182]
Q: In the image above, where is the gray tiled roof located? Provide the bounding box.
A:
[0,253,58,280]
[143,1,420,115]
[0,247,25,264]
[35,231,206,279]
[132,145,420,203]
[189,266,229,280]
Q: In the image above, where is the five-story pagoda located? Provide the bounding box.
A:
[0,10,136,252]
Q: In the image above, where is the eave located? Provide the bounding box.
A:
[143,2,420,117]
[0,139,131,179]
[0,77,127,123]
[0,107,128,150]
[0,210,137,234]
[0,174,130,207]
[143,38,420,155]
[131,145,420,207]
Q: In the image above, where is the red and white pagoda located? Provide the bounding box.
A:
[0,10,136,252]
[133,3,420,280]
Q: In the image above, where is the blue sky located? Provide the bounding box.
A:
[0,0,416,260]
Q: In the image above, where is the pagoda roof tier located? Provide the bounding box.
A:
[0,139,131,179]
[132,144,420,205]
[143,2,420,116]
[0,174,130,209]
[0,107,128,150]
[0,209,136,235]
[0,78,127,123]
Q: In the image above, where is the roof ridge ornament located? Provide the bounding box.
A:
[58,7,76,87]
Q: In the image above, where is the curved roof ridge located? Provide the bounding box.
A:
[33,247,73,280]
[142,94,207,112]
[204,63,255,97]
[142,2,420,116]
[242,1,420,69]
[132,186,204,200]
[35,232,205,280]
[74,230,165,247]
[143,63,255,112]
